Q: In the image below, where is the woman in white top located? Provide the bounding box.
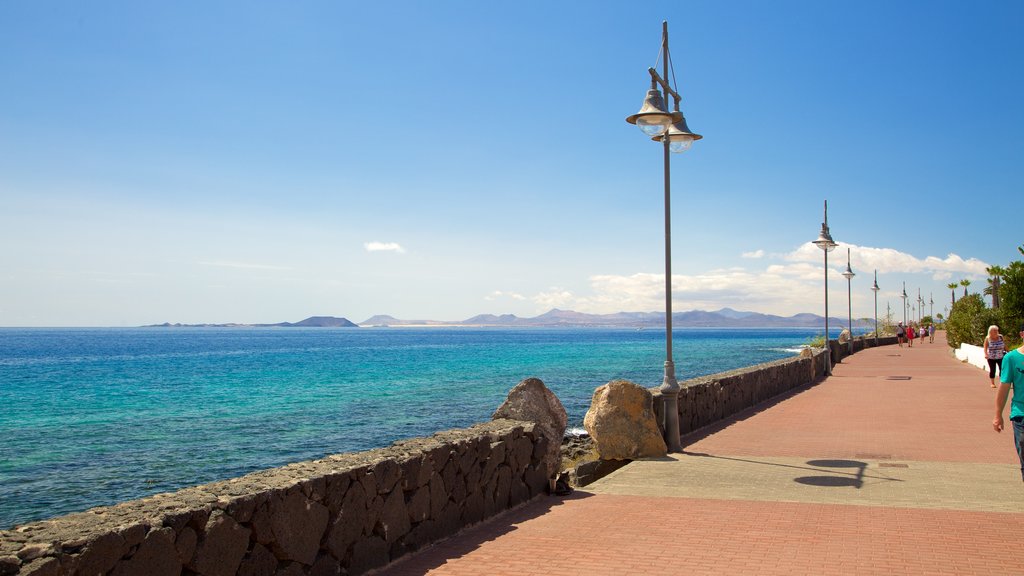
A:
[983,325,1006,388]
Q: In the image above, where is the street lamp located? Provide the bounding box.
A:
[813,200,838,375]
[917,289,924,325]
[871,270,880,346]
[901,282,908,327]
[625,20,701,453]
[842,248,855,356]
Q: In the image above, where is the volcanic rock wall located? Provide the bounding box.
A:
[0,419,549,576]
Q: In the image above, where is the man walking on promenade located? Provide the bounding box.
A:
[994,324,1024,481]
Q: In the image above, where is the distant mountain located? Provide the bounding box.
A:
[151,309,871,330]
[145,316,357,328]
[359,308,870,329]
[714,307,753,319]
[462,313,524,325]
[280,316,358,328]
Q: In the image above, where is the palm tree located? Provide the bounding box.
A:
[986,265,1006,308]
[960,278,971,298]
[947,282,959,308]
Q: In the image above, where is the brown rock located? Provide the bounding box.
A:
[19,557,59,576]
[189,511,250,576]
[428,474,447,518]
[406,486,431,523]
[236,543,276,576]
[0,555,20,576]
[111,527,179,576]
[269,491,329,565]
[348,537,388,575]
[277,562,305,576]
[324,482,367,560]
[309,553,341,576]
[75,532,126,576]
[583,380,667,460]
[16,543,54,562]
[492,378,567,480]
[371,461,402,494]
[374,490,410,544]
[174,527,197,566]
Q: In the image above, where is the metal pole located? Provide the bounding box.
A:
[847,275,853,356]
[658,21,681,453]
[873,271,879,347]
[824,248,831,375]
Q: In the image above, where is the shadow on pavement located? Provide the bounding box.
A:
[376,491,594,575]
[683,452,901,488]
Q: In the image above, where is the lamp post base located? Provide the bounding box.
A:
[660,360,682,453]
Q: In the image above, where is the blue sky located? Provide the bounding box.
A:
[1,1,1020,326]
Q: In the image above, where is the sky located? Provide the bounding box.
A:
[1,1,1021,327]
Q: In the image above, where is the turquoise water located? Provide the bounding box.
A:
[0,326,834,528]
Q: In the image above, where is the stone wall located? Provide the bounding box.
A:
[0,419,550,576]
[654,336,899,436]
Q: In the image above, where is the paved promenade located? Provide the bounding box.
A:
[380,334,1024,575]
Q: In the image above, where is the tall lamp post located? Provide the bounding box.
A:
[813,201,838,375]
[842,248,855,356]
[625,20,701,453]
[901,282,908,327]
[871,270,880,346]
[917,289,924,325]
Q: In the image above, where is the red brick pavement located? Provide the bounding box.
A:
[382,495,1021,576]
[687,333,1016,464]
[378,334,1024,575]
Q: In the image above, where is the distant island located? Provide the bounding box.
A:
[146,316,358,328]
[146,309,874,329]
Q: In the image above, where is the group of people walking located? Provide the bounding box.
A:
[895,322,934,347]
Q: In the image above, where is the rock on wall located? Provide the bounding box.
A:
[0,419,550,576]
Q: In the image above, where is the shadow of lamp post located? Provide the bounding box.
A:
[625,21,701,453]
[813,201,838,375]
[842,248,855,356]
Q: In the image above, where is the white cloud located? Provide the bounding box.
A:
[742,249,765,259]
[485,290,526,301]
[364,241,406,254]
[533,288,576,310]
[525,243,991,317]
[785,242,989,276]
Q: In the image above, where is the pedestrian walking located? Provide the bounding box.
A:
[993,324,1024,481]
[928,324,935,343]
[984,325,1006,388]
[907,323,915,347]
[896,322,906,347]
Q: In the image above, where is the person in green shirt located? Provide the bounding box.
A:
[994,324,1024,481]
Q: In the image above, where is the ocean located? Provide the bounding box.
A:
[0,326,838,529]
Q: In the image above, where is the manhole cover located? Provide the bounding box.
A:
[886,376,912,380]
[879,463,909,468]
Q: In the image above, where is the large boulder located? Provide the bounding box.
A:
[492,377,567,479]
[583,380,667,460]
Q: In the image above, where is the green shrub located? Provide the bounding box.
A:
[945,294,997,348]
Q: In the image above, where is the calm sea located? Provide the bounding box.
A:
[0,326,836,528]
